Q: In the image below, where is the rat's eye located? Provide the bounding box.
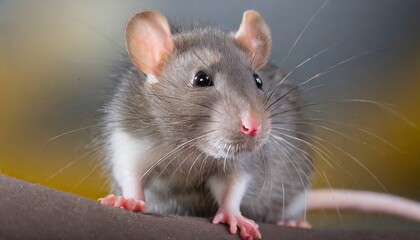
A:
[253,74,263,90]
[193,71,213,87]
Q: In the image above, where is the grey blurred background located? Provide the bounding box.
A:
[1,0,419,229]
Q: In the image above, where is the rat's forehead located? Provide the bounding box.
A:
[174,29,245,57]
[169,29,251,74]
[173,43,249,71]
[192,47,223,65]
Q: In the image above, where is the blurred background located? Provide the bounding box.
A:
[0,0,419,229]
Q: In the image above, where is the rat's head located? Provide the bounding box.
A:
[125,10,272,159]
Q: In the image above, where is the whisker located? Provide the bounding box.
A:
[44,149,96,182]
[273,120,386,156]
[276,125,389,193]
[71,164,101,192]
[199,153,210,186]
[271,127,353,177]
[270,131,345,202]
[43,124,102,147]
[44,113,218,146]
[321,170,343,227]
[271,130,336,169]
[279,0,330,69]
[258,145,269,195]
[267,47,385,113]
[268,136,309,190]
[338,99,418,129]
[156,142,198,186]
[303,189,308,222]
[296,118,401,152]
[141,130,215,181]
[296,47,385,89]
[265,43,335,104]
[267,138,296,190]
[167,146,203,186]
[99,178,109,193]
[267,84,326,114]
[281,179,285,220]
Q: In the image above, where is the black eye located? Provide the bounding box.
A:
[253,74,263,90]
[193,71,213,87]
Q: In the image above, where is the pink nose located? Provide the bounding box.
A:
[240,113,261,137]
[241,123,260,136]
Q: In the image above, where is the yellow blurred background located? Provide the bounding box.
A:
[0,0,419,229]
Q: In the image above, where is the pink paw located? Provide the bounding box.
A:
[99,194,146,212]
[277,220,311,229]
[212,211,261,240]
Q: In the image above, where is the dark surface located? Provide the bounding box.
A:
[1,174,419,240]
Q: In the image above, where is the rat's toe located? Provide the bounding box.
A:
[99,195,146,212]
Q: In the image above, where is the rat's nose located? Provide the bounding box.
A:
[241,123,260,136]
[240,111,261,137]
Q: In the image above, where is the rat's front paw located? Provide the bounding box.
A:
[212,210,261,240]
[277,220,311,229]
[99,194,146,212]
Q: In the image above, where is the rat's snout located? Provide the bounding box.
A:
[240,110,261,137]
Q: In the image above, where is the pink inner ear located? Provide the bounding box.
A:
[247,39,261,55]
[234,10,271,69]
[141,28,169,73]
[125,11,173,76]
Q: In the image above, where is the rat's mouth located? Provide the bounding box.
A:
[197,125,270,159]
[201,139,263,159]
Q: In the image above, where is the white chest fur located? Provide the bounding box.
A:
[110,128,154,199]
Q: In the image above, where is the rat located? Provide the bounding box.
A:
[99,9,420,239]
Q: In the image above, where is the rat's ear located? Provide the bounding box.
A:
[125,10,173,76]
[235,10,271,69]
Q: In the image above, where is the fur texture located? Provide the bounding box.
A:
[102,24,312,223]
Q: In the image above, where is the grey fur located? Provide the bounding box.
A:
[103,25,312,223]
